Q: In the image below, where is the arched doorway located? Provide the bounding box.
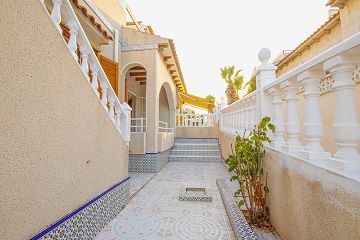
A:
[122,64,147,133]
[157,82,176,152]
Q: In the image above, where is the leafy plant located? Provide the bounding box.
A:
[220,66,244,105]
[225,117,275,226]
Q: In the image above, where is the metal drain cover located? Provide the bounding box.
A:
[179,187,212,202]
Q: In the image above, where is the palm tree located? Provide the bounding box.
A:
[244,75,256,95]
[206,94,216,103]
[220,66,244,105]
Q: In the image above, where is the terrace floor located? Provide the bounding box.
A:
[95,162,235,240]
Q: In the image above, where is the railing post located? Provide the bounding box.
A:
[50,0,63,32]
[255,48,277,120]
[67,20,78,60]
[121,102,132,145]
[268,86,286,148]
[297,70,330,163]
[281,80,302,154]
[324,55,360,171]
[115,104,122,131]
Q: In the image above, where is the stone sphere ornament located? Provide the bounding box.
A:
[258,48,271,64]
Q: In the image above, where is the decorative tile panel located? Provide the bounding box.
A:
[129,149,171,173]
[31,178,130,240]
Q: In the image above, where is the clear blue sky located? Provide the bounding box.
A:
[127,0,330,103]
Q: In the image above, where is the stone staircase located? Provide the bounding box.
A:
[169,138,221,162]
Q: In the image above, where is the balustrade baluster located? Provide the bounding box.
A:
[324,55,360,171]
[108,94,115,121]
[99,78,109,111]
[80,46,90,77]
[89,60,99,96]
[297,70,330,162]
[67,20,78,60]
[281,80,302,154]
[50,0,63,32]
[268,87,286,148]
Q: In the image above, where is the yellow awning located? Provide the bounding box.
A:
[178,92,215,112]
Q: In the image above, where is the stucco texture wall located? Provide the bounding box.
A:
[218,131,360,240]
[0,1,128,239]
[176,126,219,139]
[91,0,126,26]
[341,0,360,39]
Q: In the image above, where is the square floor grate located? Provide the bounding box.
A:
[179,187,213,202]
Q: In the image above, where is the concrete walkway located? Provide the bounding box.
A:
[96,162,235,240]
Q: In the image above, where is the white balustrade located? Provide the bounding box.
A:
[176,114,216,128]
[220,43,360,177]
[40,0,131,144]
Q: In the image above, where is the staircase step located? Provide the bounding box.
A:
[174,143,219,151]
[175,138,219,144]
[170,150,221,156]
[169,155,221,162]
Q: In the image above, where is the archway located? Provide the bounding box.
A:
[158,82,176,132]
[121,63,147,132]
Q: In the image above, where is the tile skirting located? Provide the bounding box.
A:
[129,149,171,173]
[31,177,130,240]
[217,179,257,240]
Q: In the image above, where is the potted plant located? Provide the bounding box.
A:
[225,117,275,229]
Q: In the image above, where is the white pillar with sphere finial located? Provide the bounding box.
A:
[254,48,277,127]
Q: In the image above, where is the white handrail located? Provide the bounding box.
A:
[176,113,216,127]
[39,0,131,144]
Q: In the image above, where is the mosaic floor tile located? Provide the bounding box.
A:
[95,162,236,240]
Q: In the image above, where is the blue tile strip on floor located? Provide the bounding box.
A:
[217,179,258,240]
[31,177,130,240]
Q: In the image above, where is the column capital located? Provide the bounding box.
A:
[280,79,297,89]
[323,54,358,72]
[297,70,323,82]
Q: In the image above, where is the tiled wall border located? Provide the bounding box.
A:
[129,149,171,173]
[217,179,257,240]
[31,177,130,240]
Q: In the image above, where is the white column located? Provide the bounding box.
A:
[67,20,78,60]
[51,0,63,32]
[297,70,330,163]
[281,80,302,154]
[113,29,119,62]
[268,87,285,148]
[324,55,360,171]
[80,46,90,77]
